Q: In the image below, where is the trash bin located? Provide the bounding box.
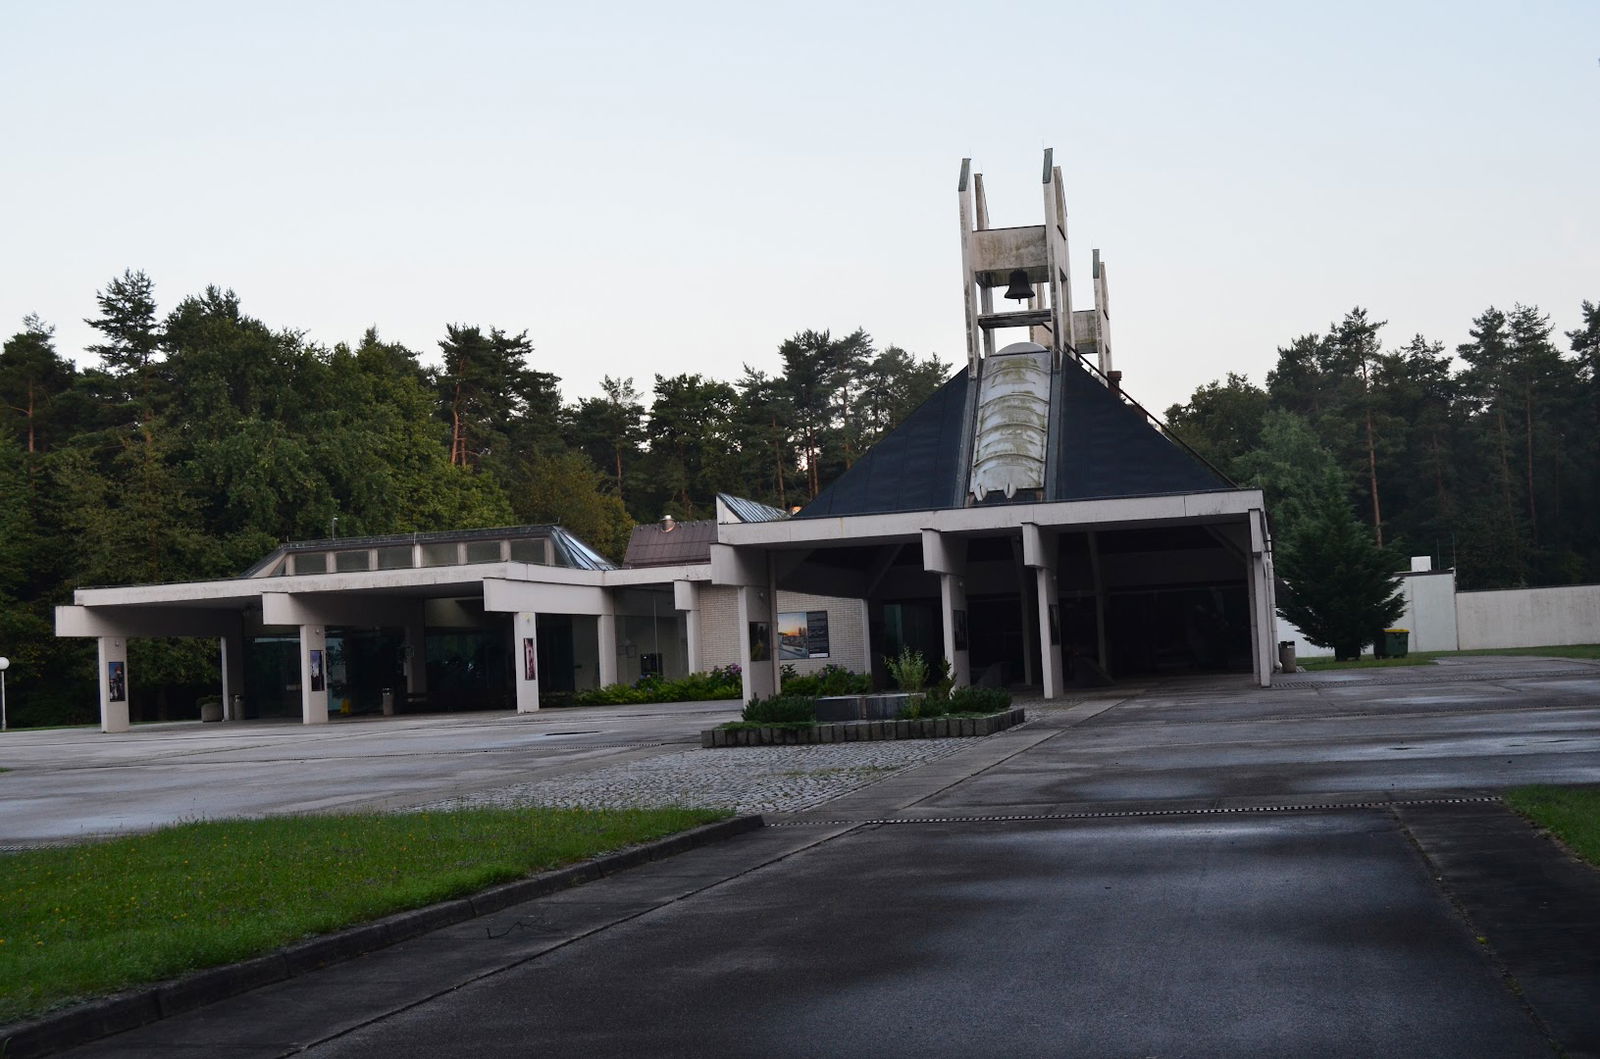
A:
[1278,641,1297,674]
[381,687,395,716]
[1383,629,1409,658]
[1371,629,1389,659]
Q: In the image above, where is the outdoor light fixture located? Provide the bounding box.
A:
[1002,269,1033,301]
[0,656,9,732]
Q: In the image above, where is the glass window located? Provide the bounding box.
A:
[293,552,327,574]
[420,542,459,567]
[335,550,372,573]
[509,539,547,564]
[376,545,412,570]
[464,540,503,564]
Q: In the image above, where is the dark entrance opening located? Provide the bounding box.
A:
[968,595,1027,686]
[1104,585,1250,675]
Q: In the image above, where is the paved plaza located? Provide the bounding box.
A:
[5,656,1600,1056]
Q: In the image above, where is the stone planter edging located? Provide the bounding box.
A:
[701,707,1026,748]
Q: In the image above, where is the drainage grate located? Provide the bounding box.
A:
[768,795,1503,827]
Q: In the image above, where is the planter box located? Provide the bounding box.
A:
[701,708,1027,748]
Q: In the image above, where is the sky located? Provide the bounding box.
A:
[3,1,1597,418]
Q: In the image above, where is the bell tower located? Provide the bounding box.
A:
[957,149,1075,370]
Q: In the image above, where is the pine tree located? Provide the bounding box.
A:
[1275,465,1406,660]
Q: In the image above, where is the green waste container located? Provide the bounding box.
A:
[1383,628,1409,658]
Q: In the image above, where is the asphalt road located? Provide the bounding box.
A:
[39,657,1600,1056]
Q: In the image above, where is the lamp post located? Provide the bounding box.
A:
[0,656,9,732]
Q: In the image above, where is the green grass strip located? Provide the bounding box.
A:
[0,806,726,1024]
[1297,644,1600,671]
[1504,786,1600,870]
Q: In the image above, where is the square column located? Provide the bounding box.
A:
[737,584,776,702]
[674,580,702,674]
[939,573,971,687]
[220,621,245,721]
[1036,567,1065,699]
[922,529,970,686]
[1248,510,1275,688]
[403,605,428,697]
[596,608,618,687]
[514,611,540,713]
[299,624,329,725]
[98,636,130,733]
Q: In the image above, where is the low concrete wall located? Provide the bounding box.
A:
[1457,583,1600,650]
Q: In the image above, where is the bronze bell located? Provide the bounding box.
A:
[1002,269,1033,302]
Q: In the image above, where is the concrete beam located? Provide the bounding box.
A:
[58,605,241,639]
[263,592,424,628]
[482,579,609,616]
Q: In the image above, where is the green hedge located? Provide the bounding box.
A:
[572,665,742,706]
[741,694,818,724]
[780,663,871,697]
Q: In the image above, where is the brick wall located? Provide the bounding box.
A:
[696,586,867,675]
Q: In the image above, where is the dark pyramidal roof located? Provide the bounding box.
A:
[796,356,1228,519]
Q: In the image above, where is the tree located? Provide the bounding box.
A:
[567,376,644,501]
[1164,372,1270,469]
[510,449,634,561]
[85,269,162,390]
[1275,465,1406,661]
[638,373,739,518]
[858,344,950,447]
[434,325,542,469]
[0,316,76,454]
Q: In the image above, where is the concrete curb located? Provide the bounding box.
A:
[702,708,1026,747]
[0,814,763,1059]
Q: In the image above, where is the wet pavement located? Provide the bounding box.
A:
[21,656,1600,1057]
[0,701,745,844]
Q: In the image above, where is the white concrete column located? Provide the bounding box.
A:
[1036,567,1065,699]
[1249,510,1275,689]
[939,573,971,687]
[299,624,329,725]
[858,598,873,676]
[1023,523,1065,698]
[1019,576,1038,685]
[98,636,130,733]
[674,580,702,673]
[403,605,428,697]
[513,611,540,712]
[736,583,776,701]
[596,607,618,687]
[220,621,245,721]
[922,529,970,686]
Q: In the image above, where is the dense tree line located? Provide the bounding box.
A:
[1167,301,1600,594]
[0,271,949,725]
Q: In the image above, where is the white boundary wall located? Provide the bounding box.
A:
[1457,584,1600,650]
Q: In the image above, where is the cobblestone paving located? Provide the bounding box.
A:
[414,739,987,815]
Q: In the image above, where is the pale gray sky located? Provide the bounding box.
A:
[3,1,1596,417]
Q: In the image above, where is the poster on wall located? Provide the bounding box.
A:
[777,611,832,660]
[106,660,126,702]
[309,650,326,692]
[523,637,537,681]
[749,622,770,661]
[777,613,808,660]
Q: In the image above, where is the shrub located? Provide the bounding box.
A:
[741,694,817,724]
[946,685,1012,714]
[572,664,742,706]
[885,647,928,692]
[781,663,871,697]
